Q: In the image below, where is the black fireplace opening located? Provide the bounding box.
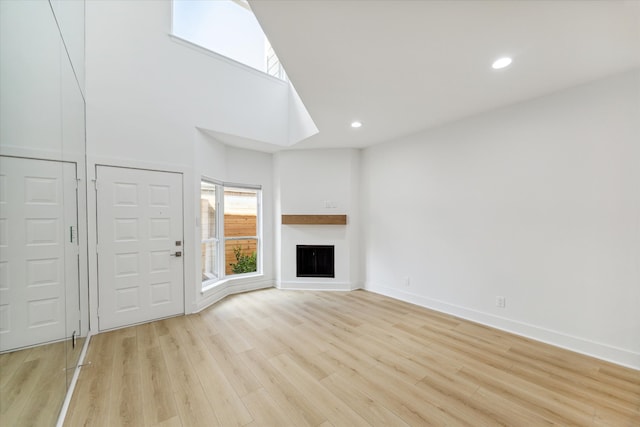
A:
[296,245,335,278]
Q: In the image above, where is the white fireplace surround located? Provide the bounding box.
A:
[278,225,358,291]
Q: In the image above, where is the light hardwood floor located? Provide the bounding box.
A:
[1,337,85,426]
[65,289,640,426]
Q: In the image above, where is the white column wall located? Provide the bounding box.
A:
[275,149,361,290]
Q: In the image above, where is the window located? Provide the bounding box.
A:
[201,179,261,287]
[201,181,219,281]
[172,0,286,80]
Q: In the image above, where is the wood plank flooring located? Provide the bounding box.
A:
[1,337,85,426]
[64,289,640,426]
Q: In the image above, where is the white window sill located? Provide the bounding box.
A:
[201,272,263,294]
[168,34,288,85]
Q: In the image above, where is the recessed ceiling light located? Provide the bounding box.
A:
[351,121,362,128]
[492,57,512,70]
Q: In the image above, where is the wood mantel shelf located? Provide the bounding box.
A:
[282,214,347,225]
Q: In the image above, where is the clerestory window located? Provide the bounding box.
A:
[172,0,286,80]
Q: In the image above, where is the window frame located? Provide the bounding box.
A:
[200,180,221,283]
[201,178,262,289]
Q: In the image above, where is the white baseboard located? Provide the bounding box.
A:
[364,281,640,370]
[277,280,359,291]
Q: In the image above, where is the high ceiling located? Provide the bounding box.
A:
[249,0,640,149]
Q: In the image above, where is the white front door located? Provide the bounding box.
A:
[0,156,78,352]
[96,166,184,330]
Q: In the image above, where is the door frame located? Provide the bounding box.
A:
[91,163,188,331]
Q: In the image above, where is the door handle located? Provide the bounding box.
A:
[170,251,182,257]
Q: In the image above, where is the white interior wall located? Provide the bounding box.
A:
[84,0,285,320]
[274,149,361,290]
[287,82,319,145]
[361,70,640,368]
[85,0,289,167]
[226,144,275,292]
[195,131,275,310]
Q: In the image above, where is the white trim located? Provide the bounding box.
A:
[168,34,288,85]
[88,155,192,176]
[201,176,262,190]
[201,176,223,186]
[277,280,359,291]
[202,272,263,293]
[225,181,262,190]
[0,145,84,164]
[196,278,274,312]
[199,179,262,285]
[56,332,93,427]
[364,281,640,370]
[87,156,196,328]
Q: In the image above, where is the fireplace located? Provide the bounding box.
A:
[296,245,335,278]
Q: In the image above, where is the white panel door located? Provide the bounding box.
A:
[96,166,184,330]
[0,156,78,352]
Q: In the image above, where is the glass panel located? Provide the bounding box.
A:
[201,181,216,240]
[224,187,257,237]
[202,184,259,280]
[201,181,218,281]
[225,238,258,275]
[202,240,218,281]
[172,0,286,79]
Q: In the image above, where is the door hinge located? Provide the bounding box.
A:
[92,179,98,191]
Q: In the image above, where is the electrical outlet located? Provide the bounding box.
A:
[403,277,410,287]
[496,296,506,308]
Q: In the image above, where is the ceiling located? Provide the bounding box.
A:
[248,0,640,150]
